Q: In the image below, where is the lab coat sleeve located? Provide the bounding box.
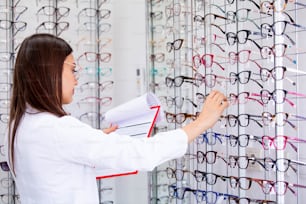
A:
[54,116,188,172]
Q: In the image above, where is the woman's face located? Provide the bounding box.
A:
[62,54,78,104]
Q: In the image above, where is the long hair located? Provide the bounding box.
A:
[8,33,73,174]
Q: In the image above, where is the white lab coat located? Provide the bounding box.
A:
[6,107,188,204]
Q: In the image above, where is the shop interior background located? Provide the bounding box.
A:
[1,0,306,204]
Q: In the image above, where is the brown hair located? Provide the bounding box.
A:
[8,33,73,174]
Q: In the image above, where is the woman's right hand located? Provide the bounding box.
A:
[197,90,228,129]
[182,90,228,143]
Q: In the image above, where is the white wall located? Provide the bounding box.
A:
[112,0,147,104]
[109,0,149,204]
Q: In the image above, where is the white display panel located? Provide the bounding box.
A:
[147,0,306,204]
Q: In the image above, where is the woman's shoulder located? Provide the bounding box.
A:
[57,115,93,130]
[23,111,81,129]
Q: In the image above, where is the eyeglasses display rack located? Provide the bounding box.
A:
[147,0,306,203]
[0,0,116,203]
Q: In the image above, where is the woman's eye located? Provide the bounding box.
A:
[72,68,77,73]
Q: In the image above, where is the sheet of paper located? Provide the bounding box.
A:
[102,92,163,137]
[114,111,155,137]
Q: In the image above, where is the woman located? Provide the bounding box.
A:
[6,33,228,204]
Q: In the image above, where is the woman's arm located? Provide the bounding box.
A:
[103,90,228,143]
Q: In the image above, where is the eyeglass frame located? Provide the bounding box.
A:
[262,135,306,152]
[36,21,69,36]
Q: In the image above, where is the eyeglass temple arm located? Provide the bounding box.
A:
[247,115,263,127]
[247,18,261,29]
[77,9,86,23]
[246,95,264,106]
[211,23,226,34]
[14,6,28,21]
[36,7,44,17]
[211,42,225,52]
[249,78,263,88]
[186,98,197,108]
[222,134,233,140]
[291,22,306,31]
[291,182,306,191]
[288,114,306,130]
[199,134,209,144]
[213,61,225,70]
[283,33,296,45]
[250,157,266,170]
[185,80,199,87]
[286,161,298,173]
[287,140,298,152]
[213,133,223,144]
[249,59,263,70]
[248,0,260,9]
[219,192,237,201]
[289,136,306,144]
[291,159,306,168]
[283,118,296,130]
[219,175,229,182]
[249,39,261,51]
[217,155,229,165]
[288,91,306,98]
[209,4,226,14]
[287,184,297,195]
[249,135,264,146]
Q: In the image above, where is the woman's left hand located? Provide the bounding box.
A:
[102,124,118,134]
